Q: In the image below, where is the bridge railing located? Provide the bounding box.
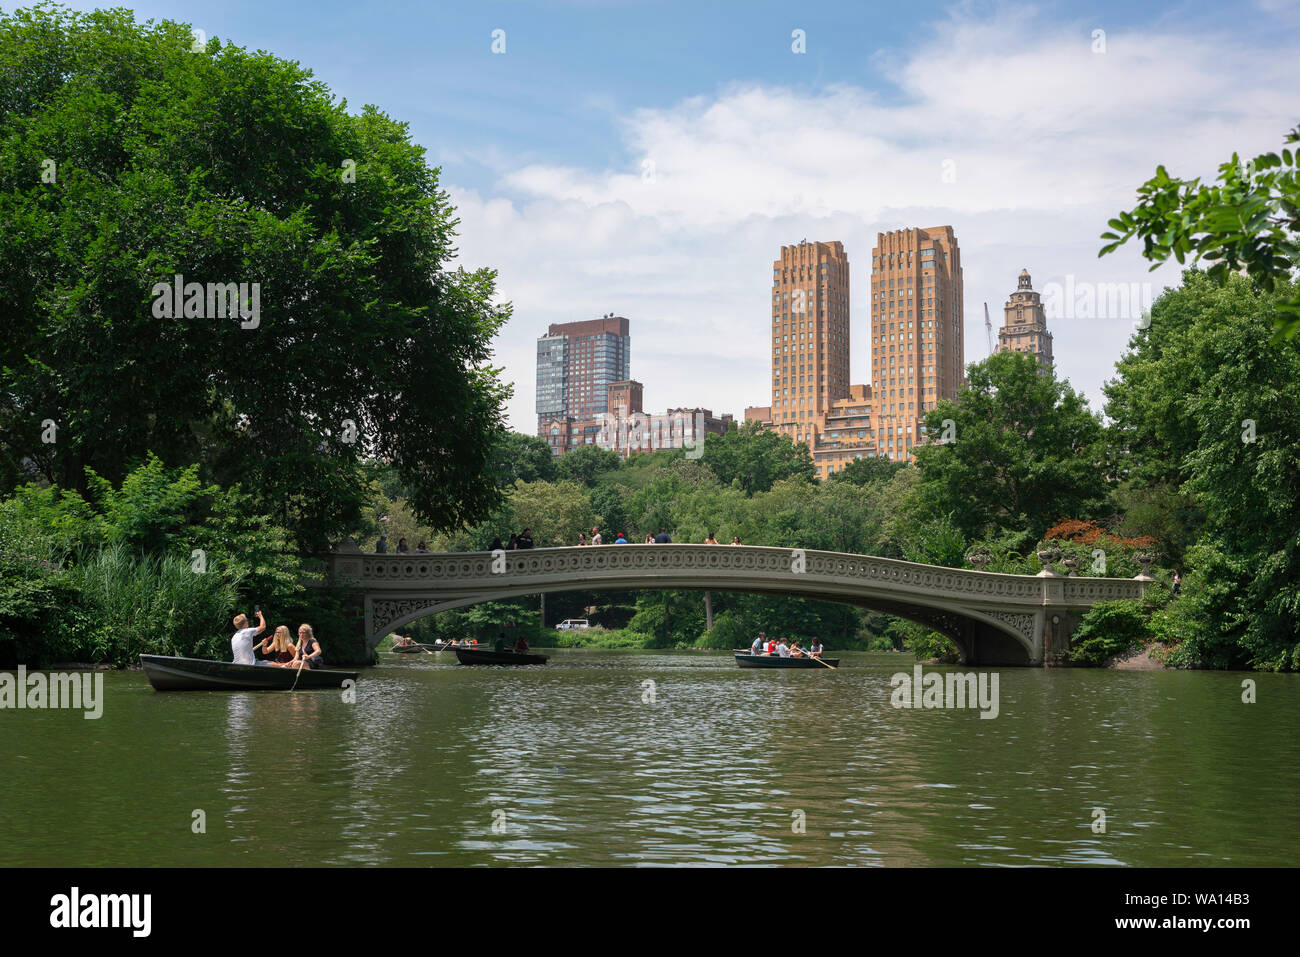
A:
[320,543,1145,606]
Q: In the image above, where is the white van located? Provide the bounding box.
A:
[555,619,590,631]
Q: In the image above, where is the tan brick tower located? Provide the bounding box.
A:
[769,240,851,446]
[868,226,963,461]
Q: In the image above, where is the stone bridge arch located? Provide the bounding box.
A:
[319,544,1147,666]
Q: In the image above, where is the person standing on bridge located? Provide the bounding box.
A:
[506,533,518,550]
[591,526,603,545]
[614,532,628,544]
[576,532,588,546]
[704,532,719,544]
[654,528,672,544]
[375,534,388,553]
[517,529,534,549]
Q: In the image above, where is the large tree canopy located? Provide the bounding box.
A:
[0,6,511,547]
[701,420,815,494]
[912,350,1109,541]
[1105,271,1300,668]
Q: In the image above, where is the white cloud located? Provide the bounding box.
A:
[447,4,1300,432]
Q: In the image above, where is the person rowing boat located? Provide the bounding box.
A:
[292,624,324,670]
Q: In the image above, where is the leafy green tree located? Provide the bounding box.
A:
[701,420,814,493]
[625,474,688,539]
[1100,125,1300,339]
[490,432,558,487]
[0,483,102,563]
[588,482,628,539]
[913,351,1109,542]
[1104,269,1223,487]
[1105,271,1300,669]
[827,455,905,487]
[462,601,541,642]
[747,477,879,554]
[0,6,510,549]
[555,444,621,487]
[506,480,594,547]
[861,467,924,558]
[1108,479,1203,566]
[897,513,968,568]
[80,453,300,606]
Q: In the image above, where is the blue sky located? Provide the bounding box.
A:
[29,0,1300,428]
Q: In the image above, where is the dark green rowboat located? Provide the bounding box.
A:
[734,653,839,669]
[140,654,359,691]
[454,647,548,666]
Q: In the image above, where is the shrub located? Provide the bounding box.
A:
[694,611,747,649]
[1068,599,1150,665]
[71,542,242,664]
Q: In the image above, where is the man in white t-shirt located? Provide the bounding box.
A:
[590,526,603,546]
[776,639,791,658]
[231,610,267,665]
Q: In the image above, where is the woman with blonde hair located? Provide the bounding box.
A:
[293,624,325,670]
[256,625,297,666]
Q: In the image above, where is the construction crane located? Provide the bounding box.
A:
[984,302,996,356]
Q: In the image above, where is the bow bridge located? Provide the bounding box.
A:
[320,543,1149,666]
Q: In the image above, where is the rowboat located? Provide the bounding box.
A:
[140,654,359,691]
[390,642,439,654]
[733,653,839,669]
[454,647,548,666]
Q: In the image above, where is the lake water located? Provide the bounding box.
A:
[3,649,1296,866]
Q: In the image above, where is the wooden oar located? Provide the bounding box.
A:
[808,653,836,670]
[289,651,308,691]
